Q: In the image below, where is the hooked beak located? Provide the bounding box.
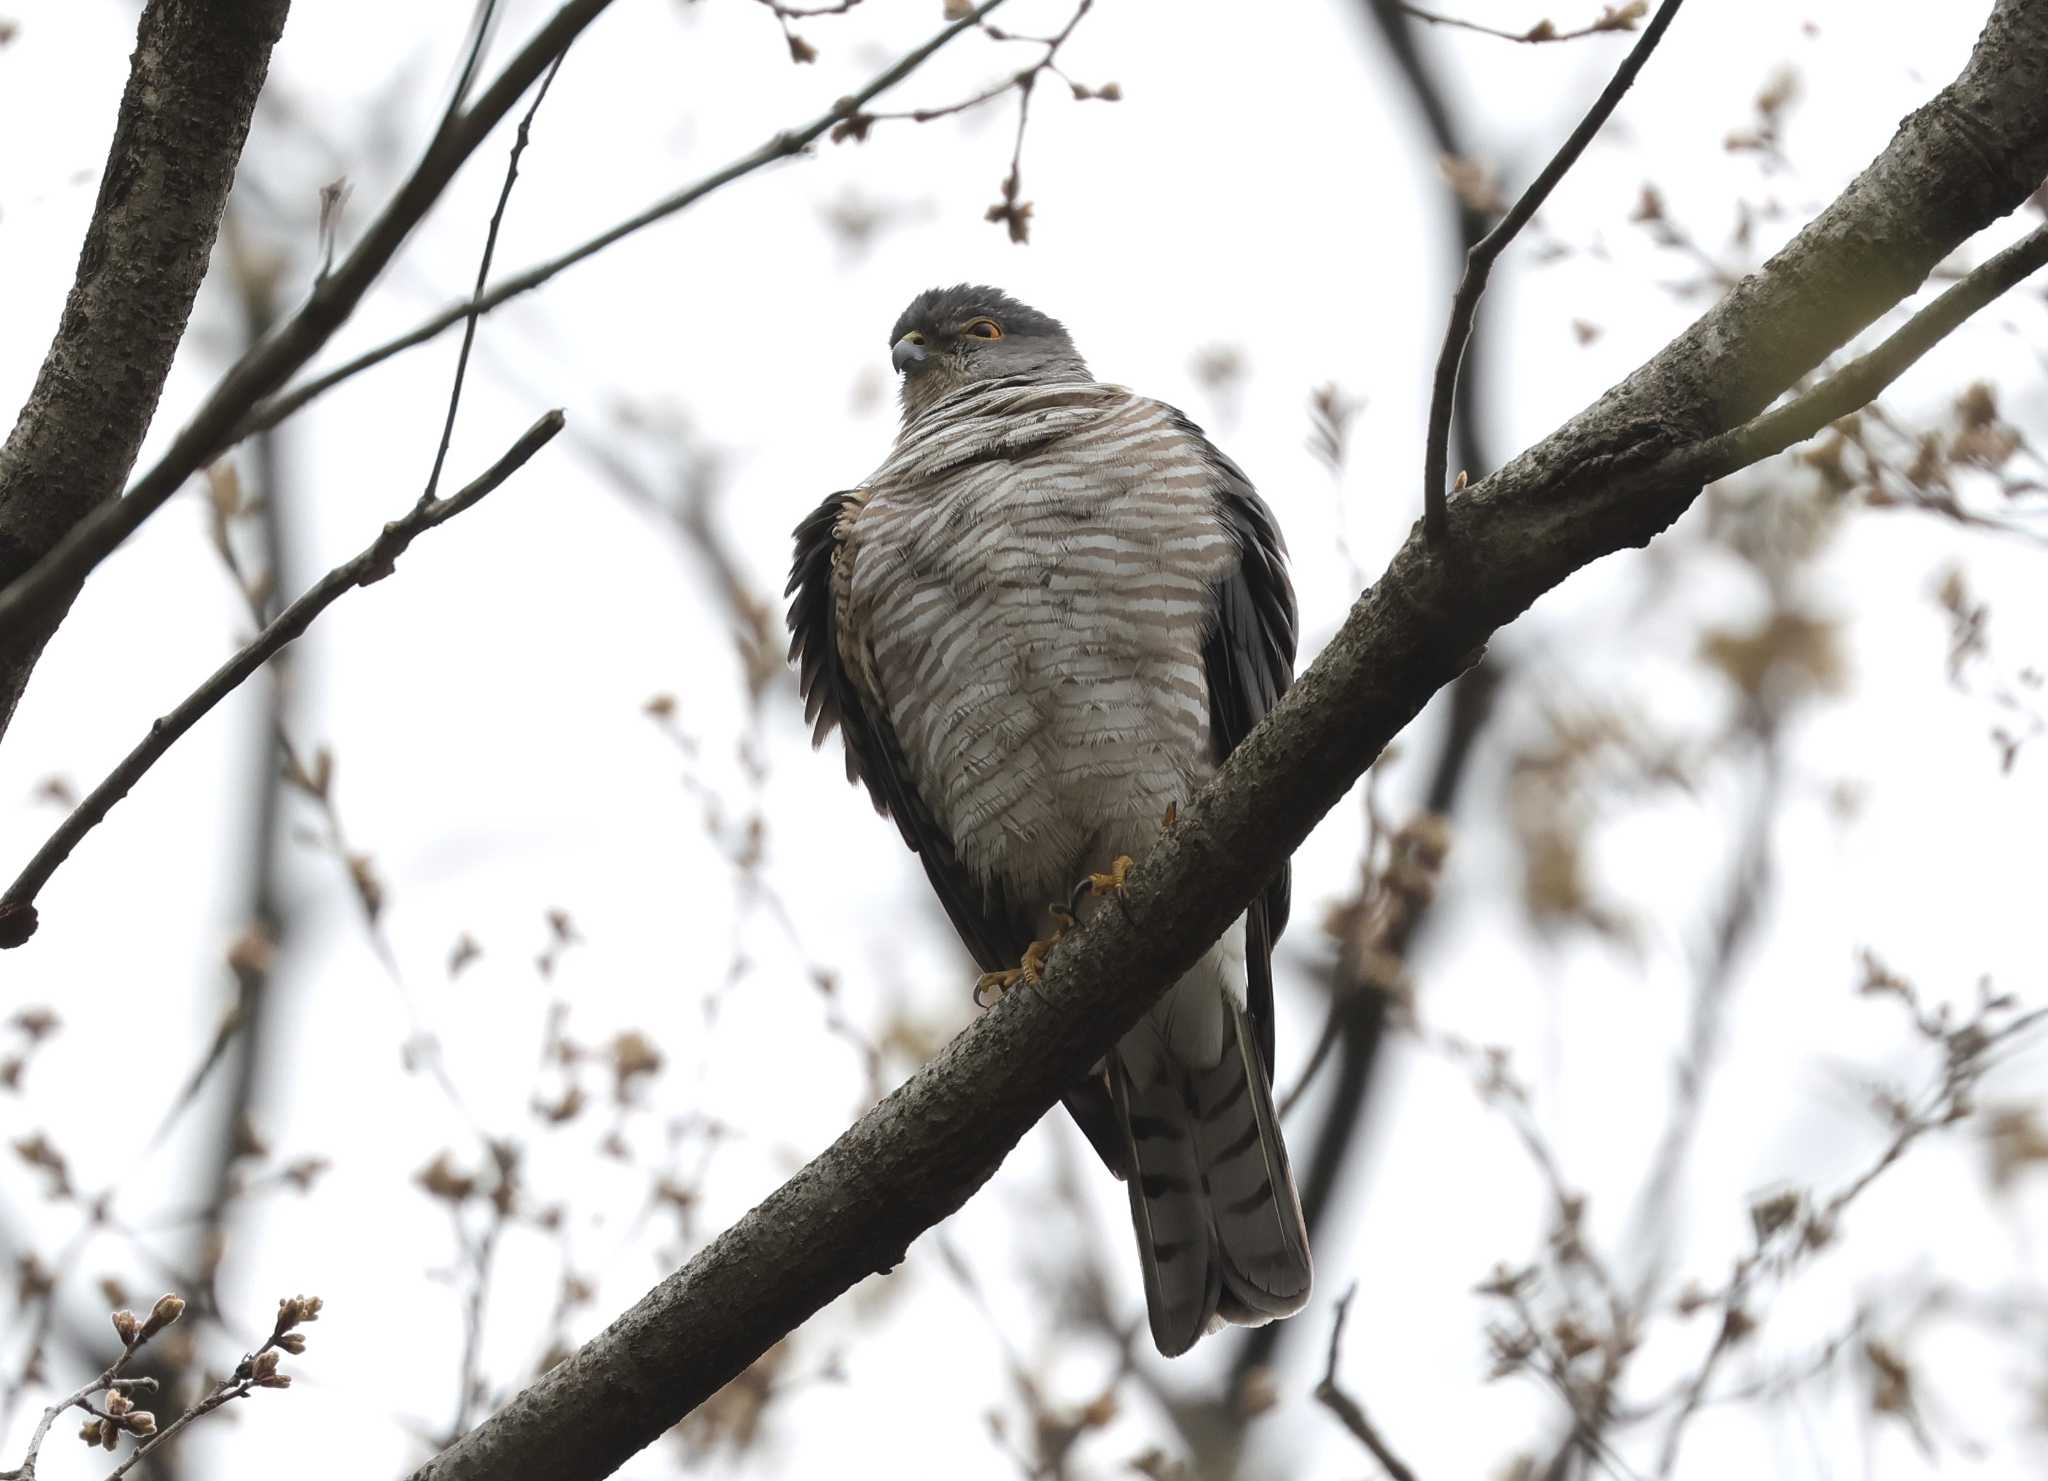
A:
[891,333,929,374]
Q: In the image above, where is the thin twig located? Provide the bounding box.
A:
[1314,1285,1421,1481]
[449,1201,506,1439]
[0,413,565,948]
[99,1297,317,1481]
[229,0,1014,448]
[1421,0,1685,545]
[0,0,613,643]
[423,51,567,510]
[0,1302,178,1481]
[442,1,505,128]
[1397,1,1651,45]
[1658,222,2048,488]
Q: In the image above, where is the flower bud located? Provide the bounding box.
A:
[139,1293,185,1340]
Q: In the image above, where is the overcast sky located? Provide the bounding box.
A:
[2,2,2045,1478]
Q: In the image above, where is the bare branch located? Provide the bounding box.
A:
[1397,1,1650,45]
[0,1295,186,1481]
[97,1294,319,1481]
[0,0,291,741]
[1314,1286,1421,1481]
[1421,0,1685,544]
[0,0,615,692]
[424,50,569,510]
[228,0,1015,446]
[0,413,566,948]
[1655,221,2048,486]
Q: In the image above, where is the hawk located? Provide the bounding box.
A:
[786,285,1310,1356]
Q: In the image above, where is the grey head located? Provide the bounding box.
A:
[887,284,1091,420]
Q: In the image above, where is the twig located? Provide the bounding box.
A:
[186,203,298,1331]
[423,50,567,510]
[228,0,1013,448]
[1624,720,1780,1299]
[443,2,505,126]
[0,413,565,948]
[1314,1285,1421,1481]
[449,1184,509,1439]
[846,0,1097,244]
[0,0,613,644]
[1657,222,2048,488]
[1397,1,1651,45]
[98,1295,319,1481]
[752,0,865,63]
[1420,0,1685,545]
[0,1298,182,1481]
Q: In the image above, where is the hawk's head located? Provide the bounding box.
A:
[888,284,1089,419]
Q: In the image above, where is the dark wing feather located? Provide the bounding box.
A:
[1176,417,1299,1078]
[786,493,1034,976]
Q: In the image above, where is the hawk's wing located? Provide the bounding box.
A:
[786,492,1036,976]
[1177,416,1298,1077]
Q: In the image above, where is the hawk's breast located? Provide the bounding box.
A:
[846,384,1234,903]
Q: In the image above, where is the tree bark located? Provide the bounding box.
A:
[407,3,2048,1479]
[0,0,291,738]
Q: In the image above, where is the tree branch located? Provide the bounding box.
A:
[0,0,292,740]
[1421,0,1684,544]
[1660,219,2048,484]
[226,0,1015,448]
[398,6,2048,1480]
[1231,0,1514,1398]
[0,0,617,724]
[0,413,566,949]
[1314,1286,1421,1481]
[1397,1,1653,46]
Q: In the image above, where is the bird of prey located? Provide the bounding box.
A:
[786,285,1310,1356]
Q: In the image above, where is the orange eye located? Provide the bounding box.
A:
[964,318,1004,340]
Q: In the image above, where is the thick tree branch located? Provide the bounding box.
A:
[0,0,291,740]
[1421,0,1684,543]
[226,0,1014,448]
[0,0,617,728]
[401,6,2048,1480]
[0,413,565,949]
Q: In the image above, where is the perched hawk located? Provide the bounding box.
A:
[786,285,1310,1356]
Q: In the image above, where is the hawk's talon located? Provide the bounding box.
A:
[974,933,1058,1007]
[1066,854,1136,917]
[1088,855,1135,898]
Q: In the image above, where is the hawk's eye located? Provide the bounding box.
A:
[964,318,1004,340]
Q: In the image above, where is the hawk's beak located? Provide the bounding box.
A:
[891,334,929,374]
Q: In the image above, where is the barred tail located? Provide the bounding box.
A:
[1111,997,1312,1356]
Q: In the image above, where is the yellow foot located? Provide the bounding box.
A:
[974,934,1058,1007]
[1086,855,1135,898]
[1067,855,1135,918]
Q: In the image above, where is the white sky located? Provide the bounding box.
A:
[2,1,2045,1478]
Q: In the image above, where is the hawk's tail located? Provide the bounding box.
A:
[1110,997,1313,1357]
